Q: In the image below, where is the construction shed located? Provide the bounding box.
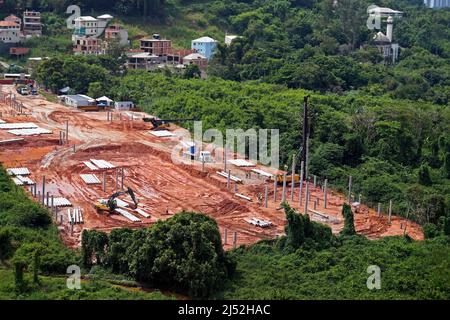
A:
[96,96,114,108]
[60,94,98,111]
[114,101,134,111]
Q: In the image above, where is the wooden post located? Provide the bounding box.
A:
[227,170,231,189]
[103,171,106,192]
[233,232,237,249]
[121,167,124,191]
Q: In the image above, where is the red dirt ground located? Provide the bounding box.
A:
[0,85,423,249]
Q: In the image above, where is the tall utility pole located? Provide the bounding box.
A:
[301,96,310,180]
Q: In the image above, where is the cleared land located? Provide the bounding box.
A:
[0,86,423,248]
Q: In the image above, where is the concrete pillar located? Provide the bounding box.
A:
[115,168,119,192]
[121,167,124,191]
[202,157,205,172]
[348,175,352,204]
[227,170,231,189]
[224,148,227,172]
[358,194,362,204]
[38,191,41,203]
[264,185,268,208]
[377,203,381,217]
[313,199,317,210]
[73,145,76,153]
[324,179,328,209]
[313,175,317,188]
[304,179,310,215]
[224,228,228,245]
[298,161,304,206]
[290,157,296,201]
[51,195,54,218]
[281,173,287,202]
[388,200,392,224]
[273,175,277,202]
[46,192,50,208]
[66,121,69,144]
[233,232,237,249]
[41,176,45,205]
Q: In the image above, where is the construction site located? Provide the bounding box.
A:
[0,85,424,249]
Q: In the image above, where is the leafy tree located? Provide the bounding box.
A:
[341,204,356,236]
[0,229,13,262]
[418,164,432,186]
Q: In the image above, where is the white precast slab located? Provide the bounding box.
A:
[217,171,242,183]
[0,119,5,124]
[90,159,116,169]
[8,128,52,136]
[16,176,35,185]
[136,208,150,218]
[0,138,25,144]
[80,174,101,184]
[149,130,174,137]
[0,122,38,130]
[251,169,274,178]
[115,208,141,222]
[228,159,255,167]
[7,168,30,176]
[83,161,99,171]
[235,193,252,201]
[13,177,24,186]
[45,197,72,207]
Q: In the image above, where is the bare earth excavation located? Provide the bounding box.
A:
[0,85,423,249]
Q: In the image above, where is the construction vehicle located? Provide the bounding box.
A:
[143,117,196,130]
[94,187,138,214]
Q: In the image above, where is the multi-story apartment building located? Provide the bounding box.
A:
[73,36,104,55]
[0,21,21,44]
[140,34,172,57]
[23,10,42,36]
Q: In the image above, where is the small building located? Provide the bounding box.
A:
[73,36,104,55]
[61,94,98,111]
[166,49,195,65]
[10,47,30,58]
[4,15,21,29]
[225,34,239,46]
[114,101,134,111]
[23,11,42,36]
[373,15,400,64]
[96,96,114,108]
[191,36,218,60]
[424,0,450,8]
[105,24,129,46]
[126,52,161,70]
[0,21,21,44]
[140,34,172,57]
[182,53,208,69]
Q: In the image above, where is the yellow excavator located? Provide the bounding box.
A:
[94,187,138,214]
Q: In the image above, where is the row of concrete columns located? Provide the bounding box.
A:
[102,167,125,193]
[223,228,238,249]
